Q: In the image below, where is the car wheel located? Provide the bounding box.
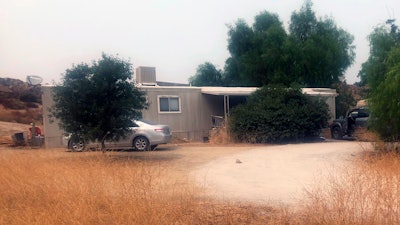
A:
[133,136,149,151]
[150,145,158,151]
[331,126,343,140]
[69,139,85,152]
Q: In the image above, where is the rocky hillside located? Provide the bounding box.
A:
[0,77,42,109]
[0,77,43,125]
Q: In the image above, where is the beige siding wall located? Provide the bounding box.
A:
[41,86,221,148]
[41,86,65,148]
[41,85,337,148]
[140,86,221,141]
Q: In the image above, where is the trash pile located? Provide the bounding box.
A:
[12,123,44,148]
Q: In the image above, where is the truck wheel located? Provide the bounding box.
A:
[69,139,85,152]
[331,126,343,140]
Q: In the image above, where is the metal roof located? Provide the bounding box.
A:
[201,87,337,97]
[200,87,258,96]
[302,88,338,96]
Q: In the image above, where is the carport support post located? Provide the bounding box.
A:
[224,95,230,127]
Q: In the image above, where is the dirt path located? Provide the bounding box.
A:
[112,141,368,205]
[192,141,369,205]
[1,139,369,206]
[112,143,258,175]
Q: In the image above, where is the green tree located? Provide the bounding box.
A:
[229,85,330,143]
[224,12,289,86]
[359,21,399,88]
[331,81,356,118]
[222,57,242,87]
[50,53,147,151]
[221,0,355,88]
[364,20,400,140]
[369,49,400,140]
[188,62,223,86]
[288,0,355,87]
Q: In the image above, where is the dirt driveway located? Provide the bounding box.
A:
[114,141,368,205]
[190,141,368,205]
[2,140,368,205]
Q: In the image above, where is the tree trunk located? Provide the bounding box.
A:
[101,140,106,153]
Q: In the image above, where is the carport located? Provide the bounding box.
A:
[200,87,258,125]
[200,87,338,125]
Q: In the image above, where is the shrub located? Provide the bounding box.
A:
[229,85,330,143]
[1,98,25,110]
[20,92,40,103]
[25,102,39,108]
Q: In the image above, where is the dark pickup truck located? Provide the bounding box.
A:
[330,107,370,139]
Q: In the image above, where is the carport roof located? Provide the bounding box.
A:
[200,87,258,96]
[201,87,338,97]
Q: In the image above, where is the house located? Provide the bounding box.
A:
[41,66,337,148]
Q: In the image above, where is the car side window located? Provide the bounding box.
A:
[357,109,369,118]
[350,111,358,118]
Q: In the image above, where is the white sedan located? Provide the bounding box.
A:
[66,120,172,151]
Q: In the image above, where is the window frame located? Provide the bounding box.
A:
[157,95,181,113]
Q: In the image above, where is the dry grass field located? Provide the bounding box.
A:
[1,142,400,225]
[0,147,277,225]
[0,105,42,125]
[4,79,399,224]
[299,149,400,224]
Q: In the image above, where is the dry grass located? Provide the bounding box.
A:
[2,143,400,224]
[0,149,278,225]
[353,127,380,142]
[296,149,400,225]
[0,105,42,125]
[209,126,232,144]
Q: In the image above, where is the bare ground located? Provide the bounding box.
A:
[192,141,368,205]
[0,121,32,145]
[0,122,368,206]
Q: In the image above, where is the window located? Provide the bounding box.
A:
[158,96,181,113]
[357,108,369,118]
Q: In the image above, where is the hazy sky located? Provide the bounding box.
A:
[1,0,399,85]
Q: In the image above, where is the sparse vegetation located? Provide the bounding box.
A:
[299,149,400,224]
[0,77,42,110]
[1,143,400,225]
[0,149,276,225]
[0,105,42,125]
[0,77,43,124]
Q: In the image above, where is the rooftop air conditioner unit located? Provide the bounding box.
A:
[136,66,157,86]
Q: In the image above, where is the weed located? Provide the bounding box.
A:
[1,144,400,224]
[298,149,400,225]
[0,150,275,224]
